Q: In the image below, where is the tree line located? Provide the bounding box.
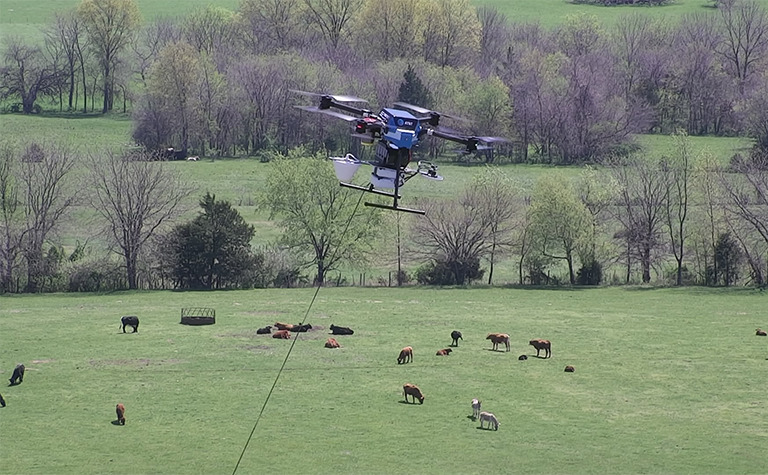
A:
[4,0,768,164]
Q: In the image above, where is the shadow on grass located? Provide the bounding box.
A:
[110,420,124,426]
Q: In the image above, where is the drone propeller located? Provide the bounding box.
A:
[393,102,467,126]
[295,105,359,122]
[289,89,368,104]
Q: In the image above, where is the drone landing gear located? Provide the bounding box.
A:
[339,182,425,215]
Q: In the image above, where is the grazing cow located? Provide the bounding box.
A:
[450,330,463,347]
[486,333,511,352]
[471,398,481,419]
[0,393,5,407]
[120,315,139,333]
[274,322,295,331]
[529,339,551,358]
[116,403,126,425]
[325,338,341,348]
[272,330,291,339]
[436,348,452,356]
[397,346,413,364]
[479,411,499,430]
[9,364,24,385]
[330,324,354,335]
[564,365,575,372]
[518,355,528,361]
[256,326,272,334]
[757,328,767,336]
[403,383,425,404]
[292,323,312,332]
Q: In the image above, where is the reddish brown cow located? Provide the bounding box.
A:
[756,328,767,336]
[116,403,126,425]
[403,383,425,404]
[529,339,551,358]
[397,346,413,364]
[272,330,291,339]
[435,348,452,356]
[486,333,510,352]
[325,338,341,348]
[274,322,295,331]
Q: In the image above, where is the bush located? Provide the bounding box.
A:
[576,260,603,286]
[415,257,484,285]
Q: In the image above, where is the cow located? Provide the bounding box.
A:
[529,339,551,358]
[564,365,575,372]
[397,346,413,364]
[435,348,452,356]
[330,324,354,335]
[403,383,424,404]
[274,322,295,331]
[471,398,481,419]
[186,156,199,161]
[272,330,291,339]
[9,364,24,385]
[479,411,499,430]
[757,328,767,336]
[325,338,341,348]
[450,330,463,347]
[292,323,312,333]
[486,333,510,352]
[120,315,139,333]
[116,403,126,425]
[256,326,272,334]
[518,355,528,361]
[0,393,5,407]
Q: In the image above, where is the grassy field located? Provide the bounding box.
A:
[1,286,767,474]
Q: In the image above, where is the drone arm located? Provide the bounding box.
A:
[425,128,478,152]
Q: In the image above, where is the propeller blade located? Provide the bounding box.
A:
[394,102,468,123]
[475,136,510,144]
[393,102,432,115]
[289,89,368,103]
[295,106,358,122]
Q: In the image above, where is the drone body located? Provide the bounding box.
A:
[293,90,506,214]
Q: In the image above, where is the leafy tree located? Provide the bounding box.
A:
[354,0,421,61]
[302,0,364,50]
[170,193,259,289]
[397,64,432,108]
[263,148,382,285]
[708,232,743,286]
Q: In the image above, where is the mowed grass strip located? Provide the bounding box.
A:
[1,286,767,474]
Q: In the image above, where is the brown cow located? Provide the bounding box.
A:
[274,322,295,331]
[116,403,126,425]
[564,365,575,372]
[325,338,341,348]
[403,383,425,404]
[529,339,551,358]
[435,348,452,356]
[272,330,291,339]
[756,328,767,336]
[397,346,413,364]
[486,333,510,352]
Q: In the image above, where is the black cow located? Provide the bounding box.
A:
[0,393,5,407]
[9,364,24,385]
[292,323,312,332]
[120,315,139,333]
[256,326,272,334]
[329,324,354,335]
[450,330,463,347]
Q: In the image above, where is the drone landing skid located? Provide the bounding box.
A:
[364,201,425,215]
[339,182,425,215]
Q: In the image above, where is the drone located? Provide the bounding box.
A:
[292,90,508,214]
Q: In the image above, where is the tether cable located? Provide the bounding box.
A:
[232,187,367,475]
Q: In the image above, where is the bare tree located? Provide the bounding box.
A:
[0,143,22,293]
[0,37,66,113]
[302,0,364,50]
[88,149,191,289]
[717,0,768,89]
[240,0,306,54]
[663,133,694,285]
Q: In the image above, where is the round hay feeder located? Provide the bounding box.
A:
[180,307,215,325]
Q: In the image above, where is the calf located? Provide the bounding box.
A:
[120,315,139,333]
[272,330,291,339]
[435,348,452,356]
[564,365,575,372]
[529,339,551,358]
[757,328,767,336]
[330,324,354,335]
[486,333,510,352]
[397,346,413,364]
[324,338,341,348]
[9,364,24,385]
[403,383,425,404]
[479,411,499,430]
[256,326,272,334]
[116,403,126,425]
[471,398,481,419]
[450,330,463,347]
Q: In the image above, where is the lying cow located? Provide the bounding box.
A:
[529,339,551,358]
[450,330,463,347]
[274,322,294,331]
[486,333,510,352]
[116,403,126,425]
[403,383,425,404]
[330,324,354,335]
[325,338,341,348]
[120,315,139,333]
[479,411,499,430]
[272,330,291,339]
[435,348,452,356]
[292,323,312,332]
[564,365,575,372]
[9,364,24,385]
[757,328,767,336]
[397,346,413,364]
[256,326,272,334]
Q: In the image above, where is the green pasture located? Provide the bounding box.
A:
[1,286,767,474]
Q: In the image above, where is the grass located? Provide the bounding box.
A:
[1,286,767,474]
